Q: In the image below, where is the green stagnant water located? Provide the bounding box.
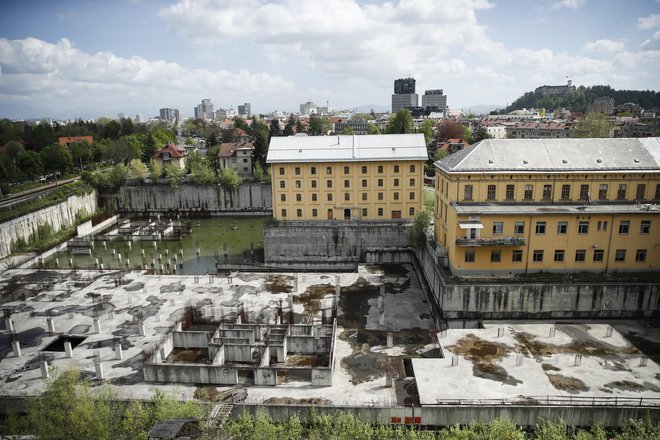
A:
[38,217,268,274]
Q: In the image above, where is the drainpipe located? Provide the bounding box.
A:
[604,213,615,273]
[524,214,532,274]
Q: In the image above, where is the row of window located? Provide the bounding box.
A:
[488,220,651,235]
[278,178,416,189]
[465,248,648,263]
[280,164,417,176]
[280,191,416,202]
[457,182,660,202]
[281,207,416,218]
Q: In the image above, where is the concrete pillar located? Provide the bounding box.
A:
[64,340,73,358]
[11,339,21,357]
[93,318,102,334]
[94,361,104,380]
[138,321,146,337]
[47,317,56,333]
[115,343,123,360]
[385,373,393,387]
[387,332,393,348]
[5,318,14,333]
[40,360,50,380]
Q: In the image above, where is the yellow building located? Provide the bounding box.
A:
[434,138,660,274]
[267,134,427,221]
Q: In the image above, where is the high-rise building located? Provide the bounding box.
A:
[194,99,215,119]
[238,103,251,116]
[422,89,447,113]
[392,78,418,113]
[160,108,180,123]
[300,101,317,115]
[135,114,144,123]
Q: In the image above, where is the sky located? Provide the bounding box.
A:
[0,0,659,120]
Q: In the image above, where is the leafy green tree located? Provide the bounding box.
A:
[219,167,242,191]
[233,116,249,132]
[40,144,74,175]
[190,158,216,185]
[141,132,157,163]
[4,140,25,160]
[69,140,94,170]
[252,126,270,170]
[366,124,381,135]
[341,127,355,135]
[23,121,56,150]
[269,119,282,137]
[164,164,185,188]
[471,125,491,143]
[128,159,148,180]
[0,118,23,145]
[407,209,432,249]
[120,118,135,136]
[17,150,44,180]
[295,119,305,134]
[434,149,449,161]
[308,114,332,135]
[207,131,218,147]
[102,120,122,140]
[253,163,265,182]
[151,127,176,149]
[418,119,435,146]
[385,109,414,134]
[149,158,162,182]
[573,112,613,138]
[283,115,296,136]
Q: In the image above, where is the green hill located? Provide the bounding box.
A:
[503,85,660,114]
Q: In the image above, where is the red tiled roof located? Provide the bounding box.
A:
[232,128,249,138]
[153,143,187,159]
[218,142,254,158]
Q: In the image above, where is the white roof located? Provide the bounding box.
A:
[266,134,428,163]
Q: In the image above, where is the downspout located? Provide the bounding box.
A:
[524,214,532,274]
[604,213,615,273]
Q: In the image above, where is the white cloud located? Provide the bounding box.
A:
[638,14,660,29]
[582,39,625,53]
[640,31,660,51]
[0,37,293,113]
[551,0,586,10]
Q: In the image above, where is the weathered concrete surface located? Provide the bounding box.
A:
[0,191,97,259]
[108,183,272,214]
[414,244,660,321]
[264,222,409,269]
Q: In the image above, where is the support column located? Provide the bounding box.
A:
[93,318,102,334]
[40,360,50,380]
[11,339,21,357]
[64,340,73,358]
[47,317,56,333]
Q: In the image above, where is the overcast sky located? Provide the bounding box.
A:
[1,0,659,119]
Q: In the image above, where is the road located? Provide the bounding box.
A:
[0,177,79,210]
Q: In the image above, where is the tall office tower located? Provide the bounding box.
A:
[422,89,447,113]
[392,78,418,113]
[238,103,251,116]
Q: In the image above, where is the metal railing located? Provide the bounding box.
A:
[456,236,526,247]
[429,395,660,407]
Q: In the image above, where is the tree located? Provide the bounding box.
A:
[434,149,449,161]
[105,135,143,165]
[253,163,265,182]
[573,113,613,138]
[418,119,435,146]
[295,119,305,134]
[407,209,432,249]
[269,119,282,137]
[164,164,184,188]
[252,126,270,170]
[4,140,24,160]
[149,159,162,182]
[102,120,122,139]
[471,125,491,144]
[141,132,157,163]
[119,117,135,136]
[385,109,414,134]
[69,140,93,170]
[308,114,332,135]
[17,150,44,180]
[128,158,148,180]
[206,131,218,147]
[283,115,296,136]
[233,116,249,132]
[341,127,355,135]
[40,144,74,175]
[219,167,242,207]
[435,119,465,143]
[366,124,381,135]
[190,159,216,185]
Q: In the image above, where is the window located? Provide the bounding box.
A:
[557,221,567,234]
[535,221,546,234]
[410,165,416,173]
[296,194,301,202]
[344,193,350,201]
[464,185,473,200]
[615,249,626,262]
[491,250,501,262]
[603,221,608,231]
[327,193,333,201]
[281,209,287,217]
[311,180,317,188]
[532,250,544,262]
[409,192,415,200]
[524,185,533,200]
[311,194,317,202]
[514,222,524,234]
[280,194,286,202]
[296,209,302,217]
[378,192,384,201]
[344,180,350,188]
[394,178,400,187]
[378,165,384,173]
[542,185,552,200]
[279,167,284,175]
[243,158,248,163]
[636,249,647,262]
[378,179,384,187]
[410,178,415,186]
[506,185,515,200]
[617,184,627,200]
[619,220,630,234]
[409,207,415,216]
[641,220,651,234]
[636,184,646,200]
[344,166,349,174]
[578,221,589,234]
[598,184,608,200]
[394,165,400,173]
[362,208,368,217]
[655,184,660,200]
[361,193,367,201]
[554,250,565,262]
[326,166,332,175]
[279,181,285,188]
[311,166,317,175]
[393,192,399,200]
[487,185,496,200]
[561,184,570,200]
[361,179,367,188]
[464,249,475,262]
[593,250,604,262]
[361,166,367,174]
[327,180,333,188]
[378,208,383,216]
[295,167,300,175]
[312,208,318,217]
[579,184,589,200]
[575,250,586,262]
[295,180,301,188]
[493,222,503,235]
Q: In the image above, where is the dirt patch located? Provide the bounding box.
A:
[473,363,522,386]
[299,284,334,316]
[445,333,511,364]
[265,275,294,293]
[165,348,211,364]
[604,380,645,392]
[285,354,322,367]
[542,363,561,371]
[546,374,589,393]
[602,361,631,372]
[160,282,185,293]
[263,397,332,405]
[338,277,380,328]
[341,351,389,384]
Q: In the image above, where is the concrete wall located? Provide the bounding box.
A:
[0,191,97,259]
[414,243,660,321]
[173,331,210,348]
[114,183,272,214]
[76,214,118,237]
[264,221,409,269]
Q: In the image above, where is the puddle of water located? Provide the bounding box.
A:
[265,275,294,294]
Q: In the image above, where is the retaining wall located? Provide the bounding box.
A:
[0,191,97,259]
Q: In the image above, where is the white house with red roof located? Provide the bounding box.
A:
[152,143,189,169]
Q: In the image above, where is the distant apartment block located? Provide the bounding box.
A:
[505,121,572,139]
[334,118,370,135]
[535,79,576,96]
[194,99,214,120]
[422,89,447,113]
[587,97,615,114]
[300,101,317,115]
[159,108,180,123]
[238,103,251,117]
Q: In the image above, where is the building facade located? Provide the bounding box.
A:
[267,134,427,221]
[392,78,418,113]
[535,79,576,96]
[422,89,447,113]
[152,143,189,170]
[434,138,660,275]
[587,97,615,114]
[505,121,572,139]
[238,103,251,116]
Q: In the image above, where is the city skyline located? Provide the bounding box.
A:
[1,0,659,120]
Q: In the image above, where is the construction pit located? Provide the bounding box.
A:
[0,265,659,419]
